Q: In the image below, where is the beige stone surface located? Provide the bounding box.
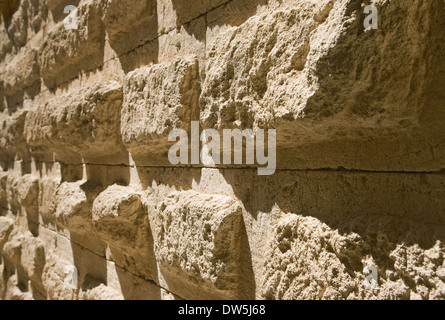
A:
[0,0,444,300]
[149,190,254,299]
[0,216,13,248]
[122,55,200,165]
[24,81,126,164]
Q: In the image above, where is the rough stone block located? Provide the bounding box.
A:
[53,181,89,227]
[92,185,156,280]
[101,0,157,54]
[92,185,145,247]
[0,216,13,249]
[38,177,61,223]
[201,0,445,171]
[42,254,78,300]
[0,110,29,162]
[0,173,6,212]
[2,234,23,265]
[151,190,254,299]
[20,234,45,282]
[121,55,200,165]
[39,1,104,88]
[262,215,357,300]
[25,81,127,164]
[5,0,28,47]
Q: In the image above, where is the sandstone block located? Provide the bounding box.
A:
[0,110,29,162]
[5,48,40,95]
[262,215,356,300]
[151,190,253,299]
[5,0,28,47]
[0,173,6,210]
[5,173,22,210]
[0,18,12,61]
[0,216,13,248]
[92,185,145,247]
[101,0,157,54]
[38,177,61,223]
[121,55,200,164]
[20,234,45,282]
[18,174,39,224]
[51,181,102,232]
[25,81,127,164]
[201,1,445,171]
[92,185,155,280]
[39,1,104,88]
[2,234,23,265]
[42,254,78,300]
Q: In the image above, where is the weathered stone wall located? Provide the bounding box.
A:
[0,0,444,300]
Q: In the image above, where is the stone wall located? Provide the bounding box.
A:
[0,0,444,300]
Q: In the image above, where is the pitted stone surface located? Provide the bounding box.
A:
[0,0,444,300]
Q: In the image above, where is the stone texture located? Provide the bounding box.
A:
[0,110,29,162]
[42,254,78,300]
[149,190,254,299]
[39,1,105,88]
[92,185,156,280]
[0,48,39,97]
[122,55,200,165]
[0,0,444,301]
[24,81,127,164]
[20,234,45,282]
[101,0,157,54]
[0,216,13,248]
[201,0,445,171]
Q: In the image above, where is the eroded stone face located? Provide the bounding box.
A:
[0,216,13,248]
[24,81,126,164]
[20,234,45,282]
[92,185,145,247]
[202,0,440,133]
[0,0,444,301]
[92,185,156,280]
[42,254,78,300]
[101,0,157,54]
[121,55,200,164]
[263,214,445,300]
[39,1,105,88]
[150,190,254,299]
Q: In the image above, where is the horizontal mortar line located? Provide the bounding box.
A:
[24,0,234,99]
[5,160,445,175]
[45,162,445,174]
